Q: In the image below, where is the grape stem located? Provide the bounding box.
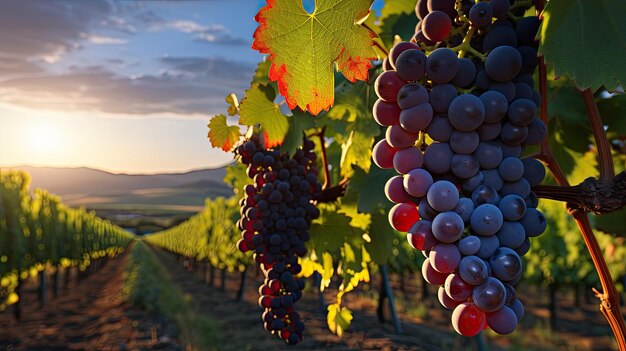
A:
[533,1,626,348]
[309,126,349,204]
[450,26,486,61]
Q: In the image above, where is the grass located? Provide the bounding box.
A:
[123,241,219,351]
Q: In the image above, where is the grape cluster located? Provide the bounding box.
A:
[373,0,546,337]
[236,137,322,345]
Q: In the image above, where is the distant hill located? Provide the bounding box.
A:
[4,165,233,213]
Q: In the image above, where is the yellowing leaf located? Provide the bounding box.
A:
[252,0,377,115]
[239,84,289,148]
[225,93,239,116]
[207,114,242,152]
[327,303,353,337]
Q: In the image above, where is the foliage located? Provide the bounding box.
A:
[0,169,133,311]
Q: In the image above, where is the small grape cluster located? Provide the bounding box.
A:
[236,137,322,345]
[372,0,547,337]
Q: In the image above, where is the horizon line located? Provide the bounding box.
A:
[0,162,235,177]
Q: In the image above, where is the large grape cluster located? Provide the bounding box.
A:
[236,137,322,345]
[372,0,546,337]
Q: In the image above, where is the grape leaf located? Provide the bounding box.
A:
[597,94,626,138]
[340,130,374,177]
[539,0,626,91]
[279,110,316,156]
[365,209,395,265]
[327,303,353,337]
[378,0,418,47]
[344,165,396,213]
[238,84,289,148]
[225,93,239,116]
[310,205,354,252]
[207,114,242,152]
[252,0,377,115]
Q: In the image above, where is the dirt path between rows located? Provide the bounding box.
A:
[151,247,480,351]
[0,252,182,351]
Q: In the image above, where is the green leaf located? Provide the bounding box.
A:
[252,0,377,115]
[595,210,626,237]
[279,111,316,156]
[597,94,626,138]
[207,115,242,152]
[340,131,374,177]
[365,209,395,265]
[379,0,418,47]
[310,205,354,252]
[539,0,626,91]
[222,164,248,196]
[225,93,239,116]
[344,165,396,213]
[238,84,289,148]
[327,303,353,337]
[252,60,271,86]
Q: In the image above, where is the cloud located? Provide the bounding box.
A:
[136,13,248,45]
[0,58,255,116]
[0,0,113,59]
[85,35,128,45]
[0,57,44,76]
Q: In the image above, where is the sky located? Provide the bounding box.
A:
[0,0,385,174]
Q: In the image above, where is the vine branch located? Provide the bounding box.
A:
[311,126,348,204]
[580,88,616,183]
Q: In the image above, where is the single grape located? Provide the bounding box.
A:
[524,119,547,145]
[452,303,487,337]
[500,178,531,199]
[427,180,460,211]
[450,131,480,154]
[519,208,547,237]
[427,115,454,142]
[407,220,437,251]
[498,157,525,183]
[393,147,424,174]
[472,277,506,312]
[474,142,503,170]
[448,94,485,132]
[395,49,428,82]
[375,71,406,102]
[483,25,517,52]
[422,11,453,42]
[439,286,461,309]
[487,305,518,335]
[458,235,481,255]
[397,83,430,110]
[508,98,537,126]
[429,84,458,114]
[460,171,485,195]
[424,143,454,174]
[415,0,429,20]
[477,235,500,259]
[469,2,493,28]
[451,154,480,179]
[418,197,438,220]
[510,298,525,322]
[516,16,540,46]
[372,139,397,169]
[385,175,414,203]
[452,58,477,88]
[400,103,434,133]
[403,168,434,198]
[482,169,504,192]
[521,158,545,186]
[470,204,503,236]
[489,247,522,282]
[498,194,527,221]
[432,211,465,243]
[459,255,489,285]
[471,185,500,206]
[489,81,516,102]
[445,273,474,302]
[426,48,459,84]
[386,124,419,149]
[389,41,420,69]
[422,258,449,285]
[477,122,502,142]
[373,99,401,126]
[485,45,522,82]
[454,197,475,223]
[430,243,462,273]
[480,91,508,123]
[389,203,420,232]
[427,0,456,17]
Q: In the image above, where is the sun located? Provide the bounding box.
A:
[26,123,63,154]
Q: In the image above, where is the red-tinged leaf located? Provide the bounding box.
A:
[238,84,289,148]
[252,0,377,115]
[207,114,242,152]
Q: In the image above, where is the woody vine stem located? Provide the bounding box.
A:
[533,1,626,349]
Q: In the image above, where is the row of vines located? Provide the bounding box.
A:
[0,169,134,312]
